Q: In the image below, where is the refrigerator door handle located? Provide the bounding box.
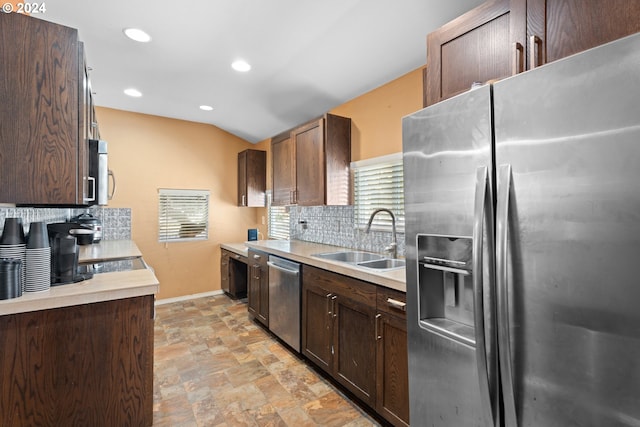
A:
[472,166,496,427]
[496,164,518,427]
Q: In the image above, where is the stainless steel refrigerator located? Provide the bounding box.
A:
[402,32,640,427]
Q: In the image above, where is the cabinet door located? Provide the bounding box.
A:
[237,150,266,207]
[376,288,409,427]
[527,0,640,68]
[237,151,248,206]
[294,118,325,206]
[301,281,334,372]
[0,13,83,204]
[221,249,230,294]
[247,263,261,319]
[258,258,269,326]
[334,294,377,406]
[271,133,296,206]
[376,313,409,427]
[425,0,526,106]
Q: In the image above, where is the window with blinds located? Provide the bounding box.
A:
[352,153,405,232]
[158,188,209,242]
[267,191,290,240]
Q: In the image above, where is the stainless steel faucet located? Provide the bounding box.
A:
[365,208,397,259]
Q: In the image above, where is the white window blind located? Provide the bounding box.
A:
[267,191,290,240]
[158,188,209,242]
[352,153,405,232]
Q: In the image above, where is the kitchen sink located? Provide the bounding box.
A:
[311,251,405,270]
[357,258,406,270]
[312,251,386,263]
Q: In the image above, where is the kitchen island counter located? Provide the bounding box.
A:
[0,239,158,316]
[0,239,157,427]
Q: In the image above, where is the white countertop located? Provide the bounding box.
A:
[0,240,159,316]
[220,242,248,257]
[78,239,143,263]
[240,240,406,293]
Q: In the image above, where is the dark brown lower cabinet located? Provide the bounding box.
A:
[247,249,269,326]
[376,288,410,427]
[302,265,408,425]
[0,295,154,427]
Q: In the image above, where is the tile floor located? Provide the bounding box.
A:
[153,294,383,426]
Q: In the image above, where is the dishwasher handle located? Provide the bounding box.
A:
[267,261,300,275]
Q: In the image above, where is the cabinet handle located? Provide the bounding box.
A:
[375,313,382,340]
[242,194,246,206]
[512,42,524,75]
[253,254,261,260]
[331,295,337,318]
[386,298,406,312]
[326,293,333,315]
[108,170,116,200]
[529,35,543,69]
[86,176,96,202]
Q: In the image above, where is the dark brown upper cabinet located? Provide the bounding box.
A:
[425,0,526,107]
[526,0,640,69]
[237,149,266,207]
[0,13,94,205]
[272,113,351,206]
[425,0,640,106]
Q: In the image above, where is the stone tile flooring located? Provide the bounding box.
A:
[153,294,382,426]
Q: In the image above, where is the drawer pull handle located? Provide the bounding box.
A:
[386,298,406,311]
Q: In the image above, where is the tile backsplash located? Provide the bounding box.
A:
[0,206,131,239]
[289,205,405,257]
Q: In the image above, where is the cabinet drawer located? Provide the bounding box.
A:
[376,287,407,319]
[303,265,376,307]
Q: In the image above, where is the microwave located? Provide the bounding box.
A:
[87,139,115,205]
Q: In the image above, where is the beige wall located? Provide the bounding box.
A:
[96,108,263,299]
[331,67,424,161]
[96,66,422,299]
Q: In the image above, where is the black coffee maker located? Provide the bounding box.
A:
[47,223,93,285]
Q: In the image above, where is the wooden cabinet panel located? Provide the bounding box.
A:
[294,119,325,206]
[425,0,640,106]
[426,0,526,106]
[271,133,296,206]
[0,296,154,426]
[301,265,409,426]
[238,149,266,207]
[272,113,350,206]
[301,281,334,371]
[527,0,640,68]
[301,266,377,405]
[334,293,377,406]
[376,287,409,427]
[0,12,87,205]
[247,249,268,326]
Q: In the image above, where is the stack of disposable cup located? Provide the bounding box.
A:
[25,221,51,293]
[0,218,27,292]
[0,258,22,300]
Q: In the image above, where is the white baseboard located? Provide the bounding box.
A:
[155,289,224,306]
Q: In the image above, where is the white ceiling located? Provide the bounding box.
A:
[40,0,484,143]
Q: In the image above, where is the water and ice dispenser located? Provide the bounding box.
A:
[416,234,476,344]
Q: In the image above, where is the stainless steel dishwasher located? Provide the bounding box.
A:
[267,255,301,352]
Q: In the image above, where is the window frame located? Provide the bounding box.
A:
[158,188,210,243]
[351,152,405,233]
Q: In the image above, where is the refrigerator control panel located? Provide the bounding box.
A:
[417,234,472,273]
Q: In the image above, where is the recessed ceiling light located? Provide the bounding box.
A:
[199,105,214,111]
[123,28,152,43]
[124,88,142,97]
[231,59,251,72]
